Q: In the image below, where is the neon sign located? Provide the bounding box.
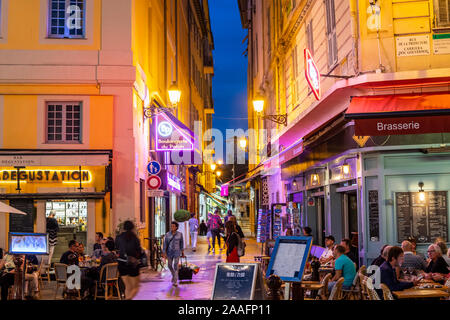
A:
[304,48,321,100]
[0,169,92,184]
[155,112,194,151]
[167,173,182,192]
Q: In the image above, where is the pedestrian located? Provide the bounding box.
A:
[163,221,185,287]
[46,211,59,267]
[206,213,213,251]
[228,215,245,239]
[115,220,142,300]
[208,209,224,253]
[188,213,199,252]
[199,220,207,236]
[225,221,240,263]
[224,209,234,224]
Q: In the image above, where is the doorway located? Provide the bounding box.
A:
[316,197,326,247]
[343,192,358,239]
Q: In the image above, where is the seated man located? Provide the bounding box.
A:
[328,245,356,292]
[341,238,359,268]
[400,241,426,273]
[378,246,418,298]
[60,240,79,266]
[319,235,335,266]
[93,232,103,252]
[372,245,390,267]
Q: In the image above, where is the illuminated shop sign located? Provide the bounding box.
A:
[0,169,92,184]
[304,48,321,100]
[155,112,194,152]
[167,173,182,192]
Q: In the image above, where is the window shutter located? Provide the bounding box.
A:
[437,0,450,26]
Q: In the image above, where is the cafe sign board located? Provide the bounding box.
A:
[304,48,321,100]
[396,35,430,57]
[433,34,450,55]
[0,169,91,183]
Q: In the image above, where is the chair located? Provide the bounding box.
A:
[363,276,381,300]
[358,273,369,300]
[342,272,362,300]
[53,263,81,300]
[39,255,51,286]
[316,273,332,300]
[94,263,121,300]
[380,283,395,300]
[359,265,367,276]
[328,277,344,300]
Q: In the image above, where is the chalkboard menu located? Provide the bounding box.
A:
[396,191,448,243]
[211,263,263,300]
[368,190,380,241]
[9,200,34,233]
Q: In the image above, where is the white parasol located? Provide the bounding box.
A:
[0,201,27,215]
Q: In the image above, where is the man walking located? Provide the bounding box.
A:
[163,222,185,287]
[207,209,223,253]
[188,213,199,252]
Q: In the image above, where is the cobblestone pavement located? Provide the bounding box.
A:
[134,236,261,300]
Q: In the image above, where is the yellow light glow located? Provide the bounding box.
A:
[239,138,247,150]
[253,99,265,113]
[210,164,217,171]
[168,84,181,105]
[217,160,223,165]
[419,191,425,202]
[342,164,350,175]
[216,171,222,177]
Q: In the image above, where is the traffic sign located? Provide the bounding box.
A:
[146,175,162,190]
[147,161,161,175]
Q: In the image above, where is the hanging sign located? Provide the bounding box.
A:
[155,112,194,151]
[304,48,321,100]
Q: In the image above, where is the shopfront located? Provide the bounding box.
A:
[0,152,111,259]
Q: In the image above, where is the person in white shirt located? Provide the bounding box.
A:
[319,235,335,266]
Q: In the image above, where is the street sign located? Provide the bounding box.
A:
[304,48,321,100]
[147,161,161,175]
[352,135,370,148]
[146,175,162,190]
[147,190,165,198]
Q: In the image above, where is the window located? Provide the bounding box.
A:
[46,102,82,143]
[306,20,314,55]
[325,0,338,68]
[434,0,450,27]
[48,0,85,38]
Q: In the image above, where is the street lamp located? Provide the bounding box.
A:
[210,163,217,171]
[217,159,223,165]
[216,171,222,177]
[168,83,181,106]
[239,137,247,150]
[418,182,425,202]
[252,97,287,126]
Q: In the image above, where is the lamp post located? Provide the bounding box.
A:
[253,98,287,126]
[168,83,182,107]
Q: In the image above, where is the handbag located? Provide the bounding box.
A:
[178,257,193,281]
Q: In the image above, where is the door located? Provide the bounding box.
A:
[317,197,326,246]
[343,192,358,238]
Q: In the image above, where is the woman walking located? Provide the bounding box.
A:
[115,220,142,300]
[163,222,185,287]
[225,221,240,263]
[46,211,59,266]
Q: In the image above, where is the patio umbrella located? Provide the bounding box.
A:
[0,201,27,215]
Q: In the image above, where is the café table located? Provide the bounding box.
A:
[393,281,449,300]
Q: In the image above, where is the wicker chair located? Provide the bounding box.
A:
[54,263,81,300]
[380,283,395,300]
[359,265,367,276]
[94,263,121,300]
[363,276,381,300]
[316,273,332,300]
[39,255,51,286]
[341,273,362,300]
[328,277,345,300]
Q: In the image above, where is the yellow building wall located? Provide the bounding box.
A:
[0,0,101,51]
[89,96,114,149]
[3,95,38,148]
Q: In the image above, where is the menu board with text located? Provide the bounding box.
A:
[396,191,448,243]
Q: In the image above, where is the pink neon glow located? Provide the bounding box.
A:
[155,112,194,152]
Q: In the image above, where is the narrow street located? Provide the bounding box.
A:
[135,236,261,300]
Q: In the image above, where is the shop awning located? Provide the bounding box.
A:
[345,93,450,136]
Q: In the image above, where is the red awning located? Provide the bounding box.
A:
[345,93,450,136]
[345,93,450,119]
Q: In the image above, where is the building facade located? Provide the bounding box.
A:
[0,0,214,257]
[240,0,450,265]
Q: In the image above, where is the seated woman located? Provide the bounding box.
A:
[424,244,449,284]
[87,240,117,282]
